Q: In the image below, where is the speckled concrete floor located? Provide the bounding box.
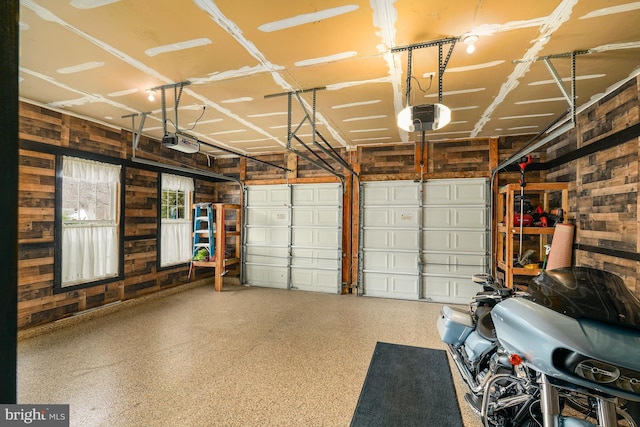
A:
[18,282,483,427]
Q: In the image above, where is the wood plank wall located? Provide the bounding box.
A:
[17,74,640,328]
[547,77,640,294]
[17,102,221,329]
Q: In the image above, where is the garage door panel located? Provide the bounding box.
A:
[363,181,420,205]
[316,229,340,246]
[424,179,487,205]
[423,230,486,252]
[245,245,288,266]
[293,185,341,205]
[245,227,290,246]
[423,207,487,228]
[454,182,487,204]
[246,208,290,226]
[454,208,487,228]
[363,209,390,227]
[292,228,340,247]
[421,275,480,304]
[291,268,340,293]
[291,248,340,268]
[363,250,418,273]
[362,272,419,299]
[364,207,421,228]
[363,229,420,251]
[246,185,289,206]
[422,253,487,276]
[292,208,340,227]
[245,264,288,288]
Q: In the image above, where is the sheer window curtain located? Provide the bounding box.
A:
[62,157,121,286]
[161,174,194,266]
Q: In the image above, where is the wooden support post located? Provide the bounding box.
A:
[351,162,361,293]
[489,137,499,171]
[215,205,224,292]
[489,137,499,276]
[414,139,429,173]
[287,152,298,180]
[239,157,247,182]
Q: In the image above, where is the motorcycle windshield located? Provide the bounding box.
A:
[527,267,640,331]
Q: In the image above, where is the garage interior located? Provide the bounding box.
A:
[3,0,640,425]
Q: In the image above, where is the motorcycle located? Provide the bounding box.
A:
[437,266,640,427]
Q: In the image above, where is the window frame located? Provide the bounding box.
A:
[158,173,194,268]
[54,155,124,293]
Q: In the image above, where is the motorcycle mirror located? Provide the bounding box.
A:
[472,273,494,286]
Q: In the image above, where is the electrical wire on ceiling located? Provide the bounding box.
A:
[400,45,441,103]
[411,74,433,97]
[183,106,206,132]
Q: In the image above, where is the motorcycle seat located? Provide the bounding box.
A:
[476,311,497,342]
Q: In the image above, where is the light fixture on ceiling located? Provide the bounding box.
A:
[397,103,451,132]
[463,34,479,54]
[146,89,156,102]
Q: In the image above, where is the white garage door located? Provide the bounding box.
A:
[360,181,421,300]
[360,179,488,303]
[244,183,342,293]
[422,179,489,304]
[244,184,290,289]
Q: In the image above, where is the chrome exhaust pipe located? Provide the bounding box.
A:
[446,343,484,393]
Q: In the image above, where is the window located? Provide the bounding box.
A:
[160,173,193,266]
[61,156,121,286]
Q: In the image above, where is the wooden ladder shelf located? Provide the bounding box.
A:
[188,203,241,292]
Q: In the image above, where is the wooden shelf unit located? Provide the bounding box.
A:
[495,183,568,288]
[190,203,241,292]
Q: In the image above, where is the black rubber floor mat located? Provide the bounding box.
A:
[351,342,463,427]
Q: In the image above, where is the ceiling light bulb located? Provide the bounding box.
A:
[146,89,155,102]
[463,34,479,54]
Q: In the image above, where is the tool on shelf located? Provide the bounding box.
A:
[516,249,536,267]
[517,155,533,259]
[542,244,551,271]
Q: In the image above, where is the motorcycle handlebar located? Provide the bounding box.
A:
[471,273,493,285]
[471,273,513,295]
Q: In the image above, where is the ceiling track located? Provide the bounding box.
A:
[122,111,152,152]
[514,50,589,125]
[122,110,242,185]
[391,37,458,105]
[125,81,292,174]
[265,87,358,180]
[150,81,191,135]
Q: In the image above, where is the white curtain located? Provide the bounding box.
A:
[62,157,121,286]
[63,157,121,182]
[162,173,194,192]
[161,174,194,266]
[62,225,118,284]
